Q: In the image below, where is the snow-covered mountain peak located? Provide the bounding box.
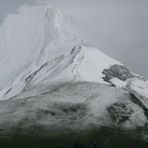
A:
[69,46,123,83]
[0,5,82,87]
[0,4,147,105]
[0,44,122,100]
[1,4,148,138]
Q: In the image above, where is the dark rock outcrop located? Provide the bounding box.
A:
[102,64,133,82]
[107,103,134,126]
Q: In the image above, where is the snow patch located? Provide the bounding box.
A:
[127,79,148,108]
[110,78,127,88]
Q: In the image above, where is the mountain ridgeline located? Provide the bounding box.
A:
[0,4,148,147]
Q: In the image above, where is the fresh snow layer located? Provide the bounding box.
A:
[0,4,147,120]
[0,45,122,100]
[110,77,148,110]
[0,82,146,131]
[0,4,148,133]
[127,79,148,108]
[128,79,148,99]
[0,4,123,100]
[0,5,82,88]
[73,46,122,83]
[110,78,127,88]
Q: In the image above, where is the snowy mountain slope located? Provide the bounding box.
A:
[127,79,148,109]
[0,3,148,138]
[0,45,122,100]
[0,5,82,88]
[0,82,146,136]
[0,5,124,100]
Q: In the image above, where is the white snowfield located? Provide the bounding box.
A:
[0,4,148,133]
[126,79,148,108]
[0,5,122,101]
[0,5,82,88]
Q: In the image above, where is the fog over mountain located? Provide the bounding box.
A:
[0,0,147,78]
[0,2,148,147]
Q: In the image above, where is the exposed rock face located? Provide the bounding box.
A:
[107,103,134,126]
[102,64,133,82]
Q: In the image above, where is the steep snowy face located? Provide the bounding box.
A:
[0,5,82,87]
[67,46,122,83]
[0,4,147,103]
[0,4,124,100]
[0,4,148,137]
[0,82,147,134]
[0,45,123,100]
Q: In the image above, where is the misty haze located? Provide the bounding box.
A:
[0,0,148,148]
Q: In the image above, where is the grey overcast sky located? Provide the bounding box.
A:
[0,0,148,78]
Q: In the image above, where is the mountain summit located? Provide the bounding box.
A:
[0,5,122,100]
[0,5,82,87]
[0,4,148,141]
